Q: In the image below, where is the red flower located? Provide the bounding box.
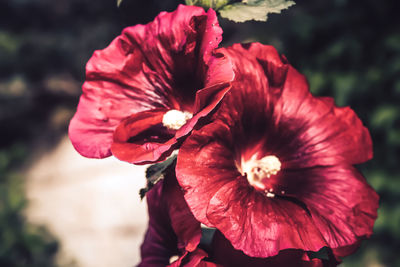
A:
[139,169,201,266]
[176,43,379,259]
[69,5,234,164]
[140,171,330,266]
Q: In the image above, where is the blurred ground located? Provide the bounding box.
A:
[25,136,148,267]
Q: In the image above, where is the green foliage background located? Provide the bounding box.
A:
[0,0,398,266]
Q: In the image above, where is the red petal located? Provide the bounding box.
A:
[69,5,233,160]
[282,166,379,252]
[164,170,202,252]
[211,231,327,267]
[111,109,177,164]
[139,181,179,266]
[224,43,287,89]
[169,249,220,267]
[331,241,361,262]
[140,173,202,266]
[176,121,239,226]
[273,89,373,168]
[206,179,326,258]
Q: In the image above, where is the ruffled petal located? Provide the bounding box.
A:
[139,181,178,266]
[69,5,233,160]
[164,170,202,252]
[281,166,379,252]
[176,121,239,226]
[211,231,329,267]
[206,179,326,258]
[222,43,287,90]
[139,172,202,266]
[111,109,177,164]
[169,249,221,267]
[273,89,373,168]
[219,43,372,168]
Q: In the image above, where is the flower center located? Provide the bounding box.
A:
[241,154,281,193]
[162,109,193,130]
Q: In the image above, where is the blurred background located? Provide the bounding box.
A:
[0,0,399,266]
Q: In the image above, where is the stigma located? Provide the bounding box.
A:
[241,154,281,191]
[162,109,192,130]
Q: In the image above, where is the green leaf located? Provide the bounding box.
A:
[219,0,295,23]
[200,226,216,249]
[307,246,331,261]
[185,0,231,10]
[139,154,177,199]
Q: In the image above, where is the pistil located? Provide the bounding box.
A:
[162,109,192,130]
[241,154,281,192]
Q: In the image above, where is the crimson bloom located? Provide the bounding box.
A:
[176,43,379,259]
[140,171,329,266]
[139,170,202,266]
[69,5,233,164]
